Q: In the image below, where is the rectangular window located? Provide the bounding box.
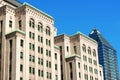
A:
[55,64,57,70]
[20,77,23,80]
[49,61,51,68]
[38,58,40,64]
[49,51,51,57]
[20,39,24,47]
[32,33,35,39]
[9,20,12,27]
[38,69,40,76]
[41,59,43,65]
[55,75,58,80]
[20,64,23,72]
[55,53,57,60]
[20,52,23,59]
[41,37,43,43]
[41,47,43,54]
[29,32,31,38]
[46,49,48,56]
[69,62,72,69]
[41,70,43,77]
[19,20,22,30]
[29,43,31,50]
[38,46,40,53]
[78,62,80,68]
[38,35,40,42]
[79,72,81,78]
[46,60,48,67]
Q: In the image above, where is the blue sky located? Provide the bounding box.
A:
[18,0,120,73]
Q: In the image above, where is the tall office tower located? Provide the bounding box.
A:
[54,32,104,80]
[0,0,61,80]
[89,29,119,80]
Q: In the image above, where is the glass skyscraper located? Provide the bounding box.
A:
[89,29,119,80]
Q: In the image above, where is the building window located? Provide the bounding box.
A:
[94,69,98,74]
[55,64,57,70]
[38,69,40,76]
[46,60,48,67]
[41,70,43,77]
[59,46,62,52]
[89,67,93,73]
[84,64,87,71]
[90,76,93,80]
[38,46,40,53]
[38,35,40,42]
[67,46,69,52]
[20,64,23,72]
[9,20,12,27]
[55,75,58,80]
[29,67,35,74]
[38,58,40,64]
[41,37,43,43]
[29,18,34,28]
[55,53,57,60]
[19,20,22,30]
[20,77,23,80]
[69,62,72,69]
[88,47,91,54]
[88,58,92,63]
[46,26,50,35]
[46,49,48,56]
[49,51,51,57]
[79,72,81,78]
[41,59,43,65]
[84,74,88,80]
[41,47,43,54]
[29,55,35,62]
[20,52,23,59]
[82,44,86,52]
[20,39,24,47]
[49,61,51,68]
[93,49,96,57]
[78,62,80,68]
[29,43,35,51]
[93,60,97,66]
[83,55,87,61]
[38,23,43,32]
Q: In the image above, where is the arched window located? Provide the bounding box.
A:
[82,44,86,52]
[46,26,50,35]
[93,49,96,57]
[38,22,43,32]
[88,47,91,54]
[29,18,34,28]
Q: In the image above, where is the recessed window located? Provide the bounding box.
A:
[20,39,24,47]
[46,26,50,35]
[19,20,22,30]
[55,53,57,60]
[74,46,77,53]
[67,46,69,52]
[93,49,96,57]
[29,18,34,28]
[88,47,91,54]
[20,52,23,59]
[20,64,23,72]
[82,44,86,52]
[38,23,43,32]
[9,20,12,27]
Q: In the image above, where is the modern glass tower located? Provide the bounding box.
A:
[89,29,119,80]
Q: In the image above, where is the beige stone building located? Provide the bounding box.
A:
[0,0,60,80]
[0,0,104,80]
[54,33,104,80]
